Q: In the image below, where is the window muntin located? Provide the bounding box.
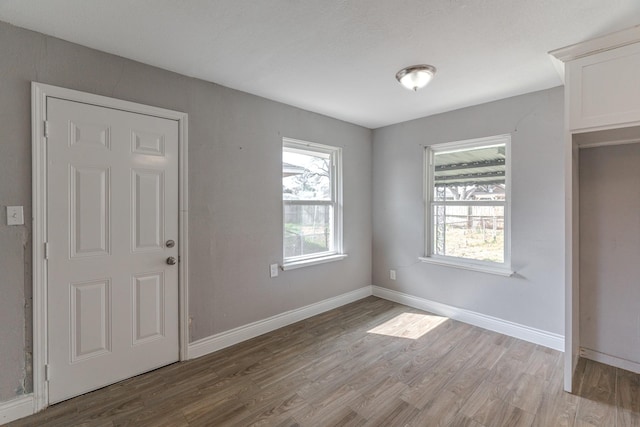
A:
[426,136,510,268]
[283,139,341,263]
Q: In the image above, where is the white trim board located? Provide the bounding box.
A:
[189,285,565,361]
[372,286,564,351]
[0,395,34,424]
[580,348,640,374]
[577,137,640,150]
[188,286,372,359]
[550,24,640,62]
[31,82,189,411]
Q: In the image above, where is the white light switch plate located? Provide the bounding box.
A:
[6,206,24,225]
[270,263,279,278]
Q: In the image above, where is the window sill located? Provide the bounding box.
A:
[418,257,514,277]
[282,254,348,271]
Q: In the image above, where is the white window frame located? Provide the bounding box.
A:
[282,138,345,270]
[420,134,513,276]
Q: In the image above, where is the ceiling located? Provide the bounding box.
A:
[1,1,639,129]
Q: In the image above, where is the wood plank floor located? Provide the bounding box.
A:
[8,297,640,426]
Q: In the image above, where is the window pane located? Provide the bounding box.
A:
[283,150,331,201]
[433,144,505,202]
[433,204,504,263]
[284,204,333,258]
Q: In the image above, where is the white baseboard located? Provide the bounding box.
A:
[188,284,564,360]
[372,286,564,351]
[188,286,372,359]
[580,347,640,374]
[0,395,34,424]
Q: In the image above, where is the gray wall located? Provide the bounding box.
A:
[372,87,565,335]
[579,143,640,363]
[0,21,372,402]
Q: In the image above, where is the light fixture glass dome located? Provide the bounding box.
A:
[396,65,437,91]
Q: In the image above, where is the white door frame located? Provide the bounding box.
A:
[31,82,189,411]
[564,123,640,392]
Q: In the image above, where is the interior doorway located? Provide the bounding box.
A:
[578,141,640,373]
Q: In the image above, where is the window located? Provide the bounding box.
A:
[423,134,512,275]
[282,138,344,268]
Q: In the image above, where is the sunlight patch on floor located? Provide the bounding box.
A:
[367,312,448,340]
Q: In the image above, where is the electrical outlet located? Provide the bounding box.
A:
[6,206,24,225]
[270,263,279,278]
[390,269,396,280]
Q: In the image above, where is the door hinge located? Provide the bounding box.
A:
[45,364,51,381]
[44,121,50,138]
[44,242,50,260]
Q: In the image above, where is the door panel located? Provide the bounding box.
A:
[70,279,111,362]
[70,120,110,148]
[132,169,164,251]
[132,129,165,156]
[47,97,179,403]
[70,166,110,257]
[132,272,165,345]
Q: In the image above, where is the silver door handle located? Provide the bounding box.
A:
[166,256,177,265]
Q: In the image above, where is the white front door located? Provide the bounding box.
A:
[46,98,179,403]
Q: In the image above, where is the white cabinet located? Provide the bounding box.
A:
[552,25,640,132]
[567,42,640,131]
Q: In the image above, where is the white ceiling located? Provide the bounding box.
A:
[1,1,639,129]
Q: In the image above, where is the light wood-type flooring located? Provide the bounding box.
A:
[8,297,640,426]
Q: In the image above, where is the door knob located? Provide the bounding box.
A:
[166,256,177,265]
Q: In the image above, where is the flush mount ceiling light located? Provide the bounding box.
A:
[396,64,437,91]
